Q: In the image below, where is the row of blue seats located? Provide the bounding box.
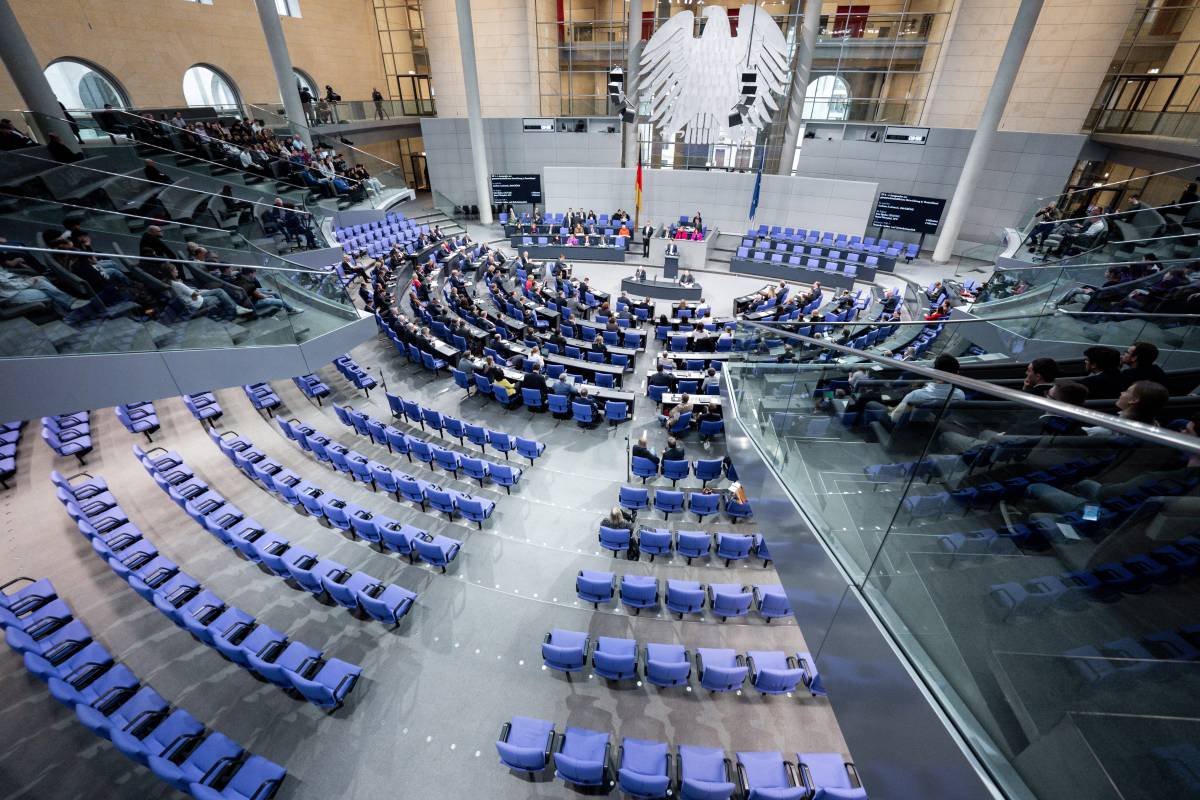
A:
[42,411,92,464]
[208,429,461,572]
[576,568,788,615]
[542,627,818,696]
[141,442,420,620]
[631,457,732,488]
[335,223,432,256]
[333,354,378,395]
[496,715,859,799]
[1,419,24,488]
[618,485,753,522]
[1066,624,1200,685]
[53,467,364,709]
[384,392,547,464]
[272,418,497,528]
[601,528,772,567]
[242,382,281,414]
[334,209,418,237]
[990,536,1200,618]
[115,401,160,441]
[749,223,914,255]
[333,404,524,492]
[292,374,331,405]
[183,392,222,426]
[737,248,875,277]
[1,576,286,799]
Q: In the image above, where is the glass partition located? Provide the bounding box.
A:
[0,243,359,358]
[726,321,1200,800]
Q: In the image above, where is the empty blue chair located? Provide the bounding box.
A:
[747,651,805,695]
[359,583,417,624]
[515,437,545,464]
[643,643,690,688]
[288,657,362,709]
[736,751,804,799]
[489,430,515,460]
[415,534,461,572]
[619,575,658,614]
[661,460,689,487]
[796,654,826,698]
[632,457,659,483]
[654,489,684,519]
[491,463,522,493]
[147,730,245,792]
[554,726,610,787]
[679,745,736,800]
[699,418,724,440]
[457,495,495,528]
[605,401,628,425]
[689,492,720,521]
[666,579,705,618]
[797,752,866,799]
[716,533,755,566]
[619,486,649,512]
[697,648,748,693]
[599,525,631,555]
[522,388,544,411]
[709,584,752,621]
[426,487,457,519]
[618,737,671,799]
[496,716,555,774]
[432,447,461,479]
[576,570,615,607]
[694,459,723,487]
[460,456,490,487]
[592,636,638,680]
[548,394,570,417]
[542,628,589,673]
[754,585,792,622]
[676,530,711,563]
[638,528,673,561]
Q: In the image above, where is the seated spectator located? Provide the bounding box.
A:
[875,354,964,426]
[143,159,172,184]
[632,432,658,465]
[1022,357,1059,396]
[604,505,633,530]
[662,437,685,462]
[1120,341,1168,387]
[924,300,950,321]
[1078,345,1123,399]
[1026,204,1062,253]
[0,250,82,319]
[0,118,36,150]
[46,133,83,163]
[1087,380,1168,432]
[1051,213,1107,257]
[940,379,1090,452]
[166,264,252,319]
[232,269,303,317]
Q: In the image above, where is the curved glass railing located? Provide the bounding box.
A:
[0,243,358,358]
[247,96,435,126]
[724,319,1200,800]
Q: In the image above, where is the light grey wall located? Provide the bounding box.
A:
[792,128,1087,251]
[543,167,878,239]
[420,117,622,207]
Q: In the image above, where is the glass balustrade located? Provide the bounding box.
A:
[0,242,359,358]
[725,321,1200,800]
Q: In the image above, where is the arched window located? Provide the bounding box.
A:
[293,68,318,99]
[44,58,129,111]
[802,75,850,121]
[182,64,241,112]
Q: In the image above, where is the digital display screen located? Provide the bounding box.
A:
[490,174,543,204]
[871,192,946,234]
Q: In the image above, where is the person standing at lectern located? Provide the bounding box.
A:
[634,266,647,282]
[642,223,654,257]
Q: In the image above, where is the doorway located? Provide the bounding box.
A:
[396,75,436,116]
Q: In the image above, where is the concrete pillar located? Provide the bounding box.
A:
[622,0,644,169]
[455,0,494,225]
[777,0,822,175]
[253,0,312,150]
[0,0,81,152]
[932,0,1044,263]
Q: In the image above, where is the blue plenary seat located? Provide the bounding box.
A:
[679,744,736,800]
[655,489,684,519]
[619,737,671,798]
[619,575,658,614]
[632,456,659,483]
[736,751,804,800]
[638,527,673,560]
[599,525,632,555]
[697,648,748,693]
[643,642,690,688]
[797,752,867,799]
[676,530,711,563]
[709,584,752,621]
[747,651,805,695]
[555,726,611,787]
[716,533,755,566]
[543,628,589,672]
[689,492,720,521]
[497,716,555,774]
[666,579,706,618]
[591,636,638,680]
[620,486,649,511]
[754,585,792,621]
[576,570,616,606]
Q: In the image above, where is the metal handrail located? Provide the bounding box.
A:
[993,243,1200,271]
[1034,160,1200,204]
[737,319,1200,456]
[0,192,239,237]
[756,309,1199,328]
[1022,197,1200,228]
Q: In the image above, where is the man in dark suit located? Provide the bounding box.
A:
[642,223,655,257]
[1023,358,1060,396]
[1078,345,1124,400]
[662,436,686,462]
[648,365,674,391]
[521,365,549,401]
[632,432,658,466]
[1120,340,1168,387]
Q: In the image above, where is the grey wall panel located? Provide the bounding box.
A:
[162,345,310,397]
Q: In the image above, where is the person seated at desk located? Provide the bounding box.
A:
[661,393,694,427]
[701,368,720,393]
[776,345,797,363]
[692,323,716,353]
[591,335,607,359]
[679,270,695,286]
[656,352,679,371]
[697,405,723,429]
[575,386,600,423]
[632,432,658,466]
[662,436,686,462]
[566,233,580,246]
[604,505,634,530]
[457,351,480,377]
[674,228,688,240]
[495,370,518,400]
[554,255,571,278]
[605,315,620,333]
[521,364,549,400]
[617,222,631,239]
[648,364,674,391]
[524,345,546,371]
